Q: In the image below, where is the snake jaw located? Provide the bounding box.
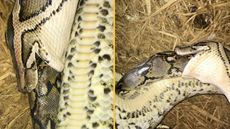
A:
[116,71,145,96]
[116,79,132,96]
[116,62,152,93]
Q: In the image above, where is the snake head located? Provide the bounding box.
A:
[116,60,151,95]
[116,51,188,96]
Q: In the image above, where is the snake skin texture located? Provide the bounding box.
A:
[116,50,222,129]
[6,0,79,92]
[57,0,113,128]
[29,63,61,129]
[6,0,113,129]
[175,41,230,102]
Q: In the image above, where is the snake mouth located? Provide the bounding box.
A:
[116,84,129,94]
[117,87,142,99]
[116,87,131,96]
[115,80,132,95]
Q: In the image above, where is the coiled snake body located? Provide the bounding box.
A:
[115,42,227,129]
[6,0,113,129]
[6,0,79,92]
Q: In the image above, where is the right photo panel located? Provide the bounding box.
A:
[115,0,230,129]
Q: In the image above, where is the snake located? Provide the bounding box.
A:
[115,41,227,129]
[5,0,79,93]
[5,0,113,129]
[175,41,230,102]
[29,63,61,129]
[57,0,113,128]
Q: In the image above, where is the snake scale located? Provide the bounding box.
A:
[115,40,230,129]
[6,0,113,129]
[29,64,61,129]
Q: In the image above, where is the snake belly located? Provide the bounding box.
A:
[115,51,222,129]
[57,0,113,128]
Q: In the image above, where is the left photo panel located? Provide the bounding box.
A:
[0,0,114,129]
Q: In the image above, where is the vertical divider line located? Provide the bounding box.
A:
[113,0,116,128]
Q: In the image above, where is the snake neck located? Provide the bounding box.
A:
[116,77,221,129]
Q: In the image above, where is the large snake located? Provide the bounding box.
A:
[115,41,229,129]
[6,0,79,93]
[6,0,113,129]
[57,0,113,128]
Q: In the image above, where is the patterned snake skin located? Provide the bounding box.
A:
[6,0,79,93]
[6,0,113,129]
[29,63,61,129]
[175,41,230,102]
[57,0,113,128]
[115,43,224,129]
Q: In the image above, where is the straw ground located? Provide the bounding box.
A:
[0,1,32,128]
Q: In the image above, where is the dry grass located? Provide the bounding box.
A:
[0,0,32,129]
[116,0,230,128]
